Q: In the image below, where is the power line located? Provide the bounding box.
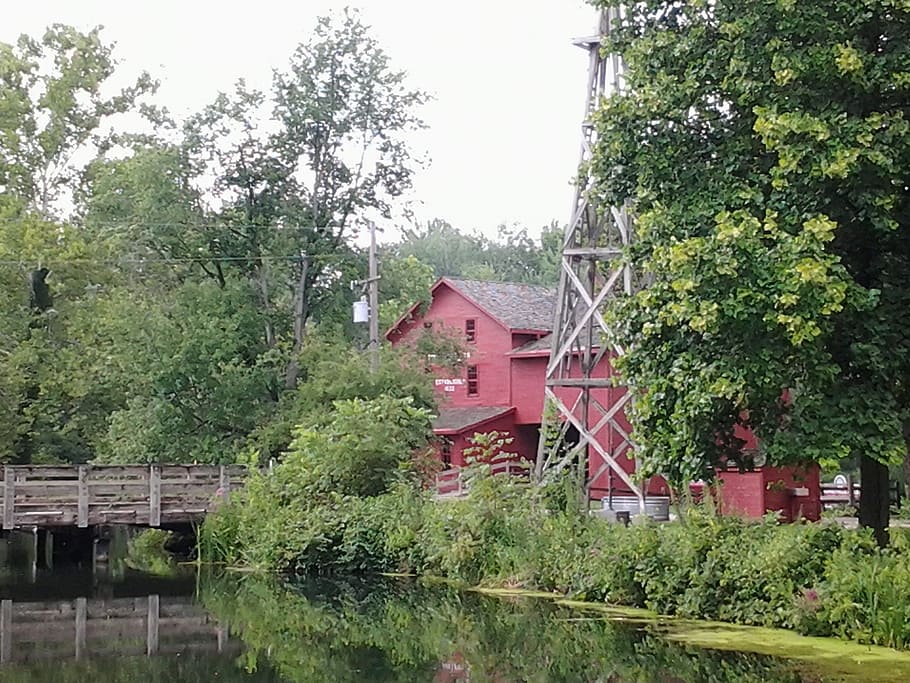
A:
[4,219,371,232]
[0,253,362,267]
[87,222,345,230]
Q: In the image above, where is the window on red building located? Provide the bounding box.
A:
[465,319,476,343]
[467,365,478,396]
[441,439,452,467]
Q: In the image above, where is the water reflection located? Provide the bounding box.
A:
[0,570,284,682]
[0,548,902,682]
[0,527,281,683]
[0,591,225,663]
[202,575,812,683]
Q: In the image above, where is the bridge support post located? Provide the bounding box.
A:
[28,527,37,583]
[219,465,231,503]
[36,529,53,570]
[217,625,228,652]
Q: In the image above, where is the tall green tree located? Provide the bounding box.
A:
[1,13,430,466]
[389,219,562,285]
[593,0,910,542]
[86,10,427,388]
[0,206,124,463]
[0,24,155,463]
[0,25,155,217]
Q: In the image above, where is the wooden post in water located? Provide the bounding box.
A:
[147,594,160,655]
[29,526,37,582]
[37,528,53,570]
[217,625,228,652]
[0,599,10,664]
[75,597,87,660]
[45,530,53,569]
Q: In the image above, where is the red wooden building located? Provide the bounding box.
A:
[387,277,820,521]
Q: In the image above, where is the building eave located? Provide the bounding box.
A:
[508,349,552,358]
[433,406,516,436]
[384,299,425,340]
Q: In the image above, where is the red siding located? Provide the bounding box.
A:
[393,284,513,408]
[389,280,819,520]
[717,465,821,522]
[442,413,518,468]
[510,356,547,424]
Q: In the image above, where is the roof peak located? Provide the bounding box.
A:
[443,276,555,290]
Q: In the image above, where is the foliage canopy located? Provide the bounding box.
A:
[592,0,910,494]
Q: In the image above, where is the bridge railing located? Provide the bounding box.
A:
[434,459,529,499]
[820,479,903,510]
[0,465,247,530]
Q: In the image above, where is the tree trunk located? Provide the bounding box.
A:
[254,262,275,349]
[903,420,910,511]
[859,453,890,547]
[284,255,310,389]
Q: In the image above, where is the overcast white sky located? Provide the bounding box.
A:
[4,1,597,238]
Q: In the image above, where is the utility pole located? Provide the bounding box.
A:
[535,7,645,511]
[368,221,380,373]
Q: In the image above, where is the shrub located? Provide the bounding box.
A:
[420,470,537,584]
[808,539,910,648]
[201,395,434,573]
[204,413,910,652]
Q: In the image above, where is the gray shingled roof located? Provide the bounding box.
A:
[433,406,514,433]
[442,279,556,331]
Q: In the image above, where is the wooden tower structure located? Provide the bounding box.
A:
[535,7,644,509]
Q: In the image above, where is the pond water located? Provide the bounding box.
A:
[0,533,906,682]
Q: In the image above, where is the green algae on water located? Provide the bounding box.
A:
[554,595,910,683]
[660,620,910,683]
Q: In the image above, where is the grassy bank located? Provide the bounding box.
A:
[199,400,910,650]
[202,464,910,650]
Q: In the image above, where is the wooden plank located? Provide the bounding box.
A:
[85,465,148,473]
[77,466,88,529]
[3,468,14,530]
[159,480,219,490]
[10,466,80,477]
[15,516,75,528]
[16,511,65,518]
[92,513,145,526]
[219,465,230,504]
[0,464,248,530]
[85,484,149,495]
[12,480,82,488]
[149,466,161,527]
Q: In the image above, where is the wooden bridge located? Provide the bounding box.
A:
[0,594,233,663]
[0,465,246,530]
